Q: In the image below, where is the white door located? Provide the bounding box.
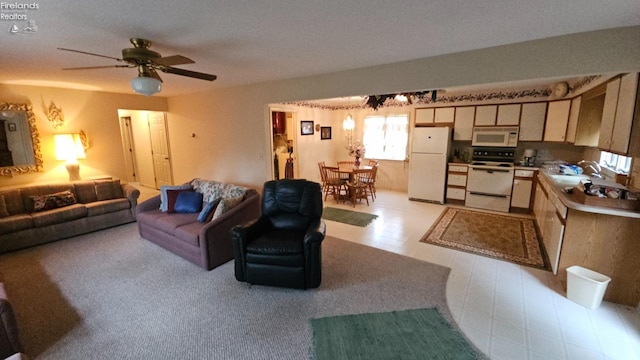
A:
[408,153,447,203]
[411,127,450,154]
[148,112,173,188]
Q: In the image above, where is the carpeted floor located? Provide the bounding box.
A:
[0,223,486,360]
[420,207,549,270]
[322,207,378,227]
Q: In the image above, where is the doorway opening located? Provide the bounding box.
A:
[270,107,298,180]
[117,109,173,189]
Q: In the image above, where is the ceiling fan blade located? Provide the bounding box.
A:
[147,67,163,83]
[159,66,217,81]
[57,47,124,62]
[62,65,132,70]
[153,55,195,66]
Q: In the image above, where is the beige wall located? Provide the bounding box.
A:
[0,84,167,187]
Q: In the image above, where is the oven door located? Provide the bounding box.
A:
[466,167,514,195]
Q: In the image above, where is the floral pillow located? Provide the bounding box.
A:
[30,191,77,212]
[191,179,224,203]
[211,195,244,221]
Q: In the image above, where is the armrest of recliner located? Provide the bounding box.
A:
[304,218,326,245]
[230,216,272,282]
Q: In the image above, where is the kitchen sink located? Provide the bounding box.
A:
[548,174,590,186]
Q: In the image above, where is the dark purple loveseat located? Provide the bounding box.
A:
[136,180,260,270]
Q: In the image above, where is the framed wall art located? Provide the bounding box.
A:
[320,126,332,140]
[301,120,314,135]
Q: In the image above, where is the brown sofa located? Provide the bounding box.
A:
[0,179,140,254]
[136,179,260,270]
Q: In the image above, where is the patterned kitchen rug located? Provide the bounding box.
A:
[420,207,549,270]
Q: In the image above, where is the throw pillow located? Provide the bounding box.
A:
[211,195,244,221]
[160,184,192,212]
[31,191,77,212]
[174,191,204,213]
[197,197,221,223]
[0,195,9,218]
[165,189,191,213]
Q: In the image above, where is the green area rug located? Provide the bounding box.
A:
[311,307,479,360]
[322,207,378,227]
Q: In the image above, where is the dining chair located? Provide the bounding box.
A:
[367,159,379,167]
[317,161,328,194]
[323,166,347,202]
[346,168,374,207]
[364,164,378,200]
[337,161,354,181]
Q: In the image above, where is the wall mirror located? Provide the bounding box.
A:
[0,102,43,177]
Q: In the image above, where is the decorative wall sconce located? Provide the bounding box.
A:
[343,113,355,145]
[47,102,64,129]
[54,133,86,181]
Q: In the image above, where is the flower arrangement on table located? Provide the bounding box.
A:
[346,140,366,167]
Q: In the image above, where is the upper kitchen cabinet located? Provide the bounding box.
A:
[496,104,521,126]
[519,102,547,141]
[415,108,435,126]
[453,106,475,141]
[565,96,581,143]
[543,100,571,142]
[598,73,640,155]
[434,107,455,123]
[574,83,606,147]
[474,105,497,126]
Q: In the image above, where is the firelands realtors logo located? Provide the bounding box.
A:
[1,2,39,34]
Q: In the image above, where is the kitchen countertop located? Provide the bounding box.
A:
[538,171,640,219]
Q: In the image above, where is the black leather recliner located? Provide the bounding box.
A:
[230,179,326,289]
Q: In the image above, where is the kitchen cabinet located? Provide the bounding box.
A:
[474,105,497,126]
[519,102,547,141]
[434,107,455,123]
[453,106,475,140]
[415,108,435,125]
[496,104,521,125]
[543,100,571,142]
[446,164,467,202]
[511,169,535,210]
[598,73,640,154]
[574,84,606,147]
[565,96,581,143]
[533,178,564,274]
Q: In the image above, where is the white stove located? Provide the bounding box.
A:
[465,147,516,212]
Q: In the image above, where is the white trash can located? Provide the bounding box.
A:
[566,266,611,310]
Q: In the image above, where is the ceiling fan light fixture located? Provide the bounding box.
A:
[130,76,162,96]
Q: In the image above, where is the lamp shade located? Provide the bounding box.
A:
[130,76,162,96]
[54,133,86,162]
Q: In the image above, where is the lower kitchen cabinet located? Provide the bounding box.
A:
[446,164,468,203]
[511,169,536,211]
[533,178,565,275]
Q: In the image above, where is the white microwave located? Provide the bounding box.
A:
[472,126,519,147]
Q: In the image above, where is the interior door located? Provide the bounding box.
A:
[148,112,173,188]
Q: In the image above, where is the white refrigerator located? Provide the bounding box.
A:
[408,127,451,203]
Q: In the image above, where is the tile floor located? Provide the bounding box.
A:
[324,189,640,360]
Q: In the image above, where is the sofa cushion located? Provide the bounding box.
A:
[174,191,203,213]
[95,180,116,201]
[197,198,221,223]
[211,195,244,220]
[0,190,24,216]
[74,181,98,203]
[174,222,204,247]
[0,196,9,218]
[0,214,33,235]
[31,190,77,212]
[21,184,75,213]
[85,198,131,217]
[155,213,199,235]
[160,184,192,212]
[31,204,87,227]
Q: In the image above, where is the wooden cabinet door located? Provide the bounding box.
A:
[453,106,475,140]
[599,78,620,149]
[415,108,435,125]
[434,107,455,123]
[511,179,532,209]
[519,102,547,141]
[610,73,638,153]
[544,100,571,142]
[474,105,497,126]
[565,96,581,143]
[496,104,521,125]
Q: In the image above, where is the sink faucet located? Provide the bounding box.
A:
[577,160,603,178]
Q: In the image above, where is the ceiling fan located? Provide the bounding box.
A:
[58,38,217,95]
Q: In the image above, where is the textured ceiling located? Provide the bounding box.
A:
[1,0,639,97]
